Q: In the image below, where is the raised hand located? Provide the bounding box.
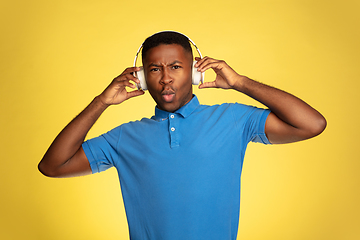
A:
[195,57,247,90]
[98,67,144,106]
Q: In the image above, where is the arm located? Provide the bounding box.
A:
[38,67,144,177]
[195,57,326,144]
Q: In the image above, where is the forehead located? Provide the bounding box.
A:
[144,44,192,64]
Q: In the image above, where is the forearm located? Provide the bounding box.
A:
[234,76,326,139]
[38,67,144,177]
[39,96,108,174]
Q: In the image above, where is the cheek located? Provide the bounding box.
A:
[177,75,193,97]
[180,70,193,88]
[145,76,161,92]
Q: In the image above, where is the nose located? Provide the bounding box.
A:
[159,67,173,85]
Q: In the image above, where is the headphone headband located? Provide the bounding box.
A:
[133,31,203,67]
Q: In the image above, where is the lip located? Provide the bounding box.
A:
[161,89,175,95]
[160,88,175,102]
[161,93,175,103]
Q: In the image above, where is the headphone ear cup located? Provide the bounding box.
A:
[135,66,147,90]
[192,61,203,85]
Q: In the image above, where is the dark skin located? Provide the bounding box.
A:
[38,43,326,177]
[144,44,193,113]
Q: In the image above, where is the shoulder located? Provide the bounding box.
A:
[197,102,260,114]
[101,116,154,136]
[189,102,252,123]
[116,116,160,135]
[197,102,270,125]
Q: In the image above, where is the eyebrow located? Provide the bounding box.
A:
[148,60,183,68]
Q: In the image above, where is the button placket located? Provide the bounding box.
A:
[168,113,179,148]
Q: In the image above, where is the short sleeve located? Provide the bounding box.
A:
[231,103,271,145]
[82,126,122,174]
[249,109,271,144]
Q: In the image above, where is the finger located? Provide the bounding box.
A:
[194,56,212,68]
[198,81,218,89]
[117,67,141,83]
[194,57,204,67]
[196,57,220,71]
[115,72,140,84]
[120,79,137,89]
[127,89,145,99]
[122,66,141,75]
[197,60,224,73]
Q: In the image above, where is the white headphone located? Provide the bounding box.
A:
[133,31,204,90]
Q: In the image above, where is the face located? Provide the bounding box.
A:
[143,44,193,113]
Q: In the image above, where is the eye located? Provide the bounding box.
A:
[172,65,182,70]
[150,68,160,72]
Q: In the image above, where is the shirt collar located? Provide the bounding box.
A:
[153,95,200,121]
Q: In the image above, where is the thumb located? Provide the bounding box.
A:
[127,89,145,99]
[198,81,217,89]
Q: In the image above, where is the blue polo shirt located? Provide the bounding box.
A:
[82,95,271,240]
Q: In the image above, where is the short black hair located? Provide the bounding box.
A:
[141,31,192,63]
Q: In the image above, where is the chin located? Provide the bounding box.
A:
[159,103,178,113]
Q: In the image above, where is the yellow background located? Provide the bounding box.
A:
[1,0,359,239]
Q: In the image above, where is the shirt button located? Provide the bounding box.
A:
[171,127,175,132]
[170,114,175,119]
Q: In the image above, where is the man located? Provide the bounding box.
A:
[39,31,326,239]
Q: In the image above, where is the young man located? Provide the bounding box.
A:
[39,31,326,239]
